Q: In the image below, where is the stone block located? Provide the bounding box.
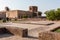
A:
[39,32,60,40]
[6,27,28,37]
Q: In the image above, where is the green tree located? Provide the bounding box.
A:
[45,8,60,21]
[55,8,60,20]
[45,10,56,20]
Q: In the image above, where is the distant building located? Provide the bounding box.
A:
[29,6,38,12]
[0,11,6,19]
[0,6,42,19]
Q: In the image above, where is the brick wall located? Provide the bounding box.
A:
[39,32,60,40]
[6,10,18,18]
[0,12,6,19]
[6,27,28,37]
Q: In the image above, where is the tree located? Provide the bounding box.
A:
[5,7,10,11]
[45,10,56,20]
[55,8,60,20]
[45,8,60,20]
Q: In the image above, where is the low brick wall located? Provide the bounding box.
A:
[39,32,60,40]
[6,27,28,37]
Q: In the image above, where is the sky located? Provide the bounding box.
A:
[0,0,60,16]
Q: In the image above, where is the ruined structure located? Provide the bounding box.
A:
[0,6,42,19]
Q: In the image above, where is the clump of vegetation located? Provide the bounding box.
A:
[54,29,60,32]
[3,19,6,22]
[15,17,18,21]
[6,17,10,21]
[45,8,60,21]
[22,15,28,18]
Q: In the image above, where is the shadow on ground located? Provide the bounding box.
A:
[24,35,38,39]
[22,23,54,26]
[0,34,13,38]
[0,28,14,38]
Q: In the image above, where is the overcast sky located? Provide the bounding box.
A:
[0,0,60,16]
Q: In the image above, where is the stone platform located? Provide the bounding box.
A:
[0,21,60,40]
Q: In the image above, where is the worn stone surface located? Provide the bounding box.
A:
[39,32,60,40]
[0,36,38,40]
[6,27,28,37]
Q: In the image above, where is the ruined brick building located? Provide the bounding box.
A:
[0,6,42,19]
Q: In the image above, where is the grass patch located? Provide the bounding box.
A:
[0,20,3,23]
[54,29,60,32]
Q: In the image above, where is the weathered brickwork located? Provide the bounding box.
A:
[39,32,60,40]
[0,11,6,19]
[6,27,28,37]
[0,6,42,19]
